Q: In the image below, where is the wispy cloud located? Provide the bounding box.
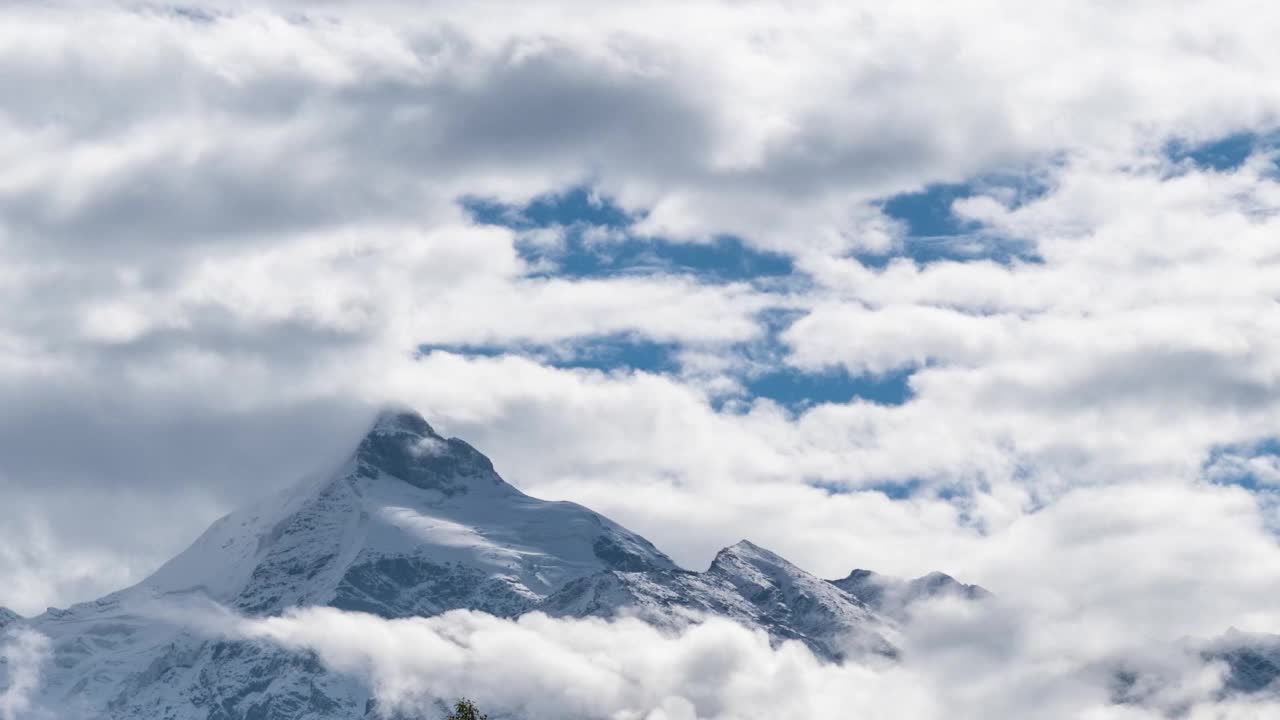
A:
[0,628,50,720]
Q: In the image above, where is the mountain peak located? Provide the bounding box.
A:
[708,539,805,580]
[715,538,776,560]
[831,568,989,618]
[368,406,436,438]
[354,408,500,496]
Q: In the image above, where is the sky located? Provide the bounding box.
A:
[2,0,1280,716]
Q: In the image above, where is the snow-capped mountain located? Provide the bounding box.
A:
[1203,629,1280,695]
[541,540,898,660]
[832,568,990,621]
[5,409,968,719]
[146,409,676,619]
[1103,628,1280,707]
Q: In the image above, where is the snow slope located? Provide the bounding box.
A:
[542,540,899,660]
[11,408,1010,718]
[22,409,679,719]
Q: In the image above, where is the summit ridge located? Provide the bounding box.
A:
[14,408,982,719]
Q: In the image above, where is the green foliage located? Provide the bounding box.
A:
[445,697,488,720]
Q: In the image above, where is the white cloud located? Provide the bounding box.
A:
[146,474,1280,719]
[783,303,1015,374]
[1,14,1279,719]
[229,607,930,720]
[0,628,51,720]
[1206,447,1280,488]
[207,595,1269,720]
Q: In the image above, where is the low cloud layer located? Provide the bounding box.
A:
[109,475,1277,719]
[213,603,1264,720]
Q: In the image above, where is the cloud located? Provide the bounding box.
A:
[200,597,1268,720]
[5,0,1280,258]
[225,607,923,720]
[1206,442,1280,488]
[1,0,1280,662]
[157,473,1280,719]
[0,628,51,720]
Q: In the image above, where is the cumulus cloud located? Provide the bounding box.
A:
[1,0,1280,671]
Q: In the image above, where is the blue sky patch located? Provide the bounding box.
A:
[1167,132,1259,172]
[745,366,913,409]
[804,477,974,511]
[419,335,680,375]
[856,235,1042,269]
[883,182,976,238]
[463,187,795,283]
[863,173,1048,268]
[866,477,925,500]
[549,335,678,373]
[419,334,915,409]
[453,189,928,411]
[465,187,634,229]
[420,326,916,411]
[522,234,795,283]
[724,309,916,411]
[1203,438,1280,492]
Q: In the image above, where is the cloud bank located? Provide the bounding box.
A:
[218,603,1267,720]
[1,16,1279,720]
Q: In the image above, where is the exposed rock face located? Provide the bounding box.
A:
[11,410,1277,717]
[1207,631,1280,695]
[22,409,679,719]
[832,568,989,620]
[13,408,986,719]
[542,540,899,660]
